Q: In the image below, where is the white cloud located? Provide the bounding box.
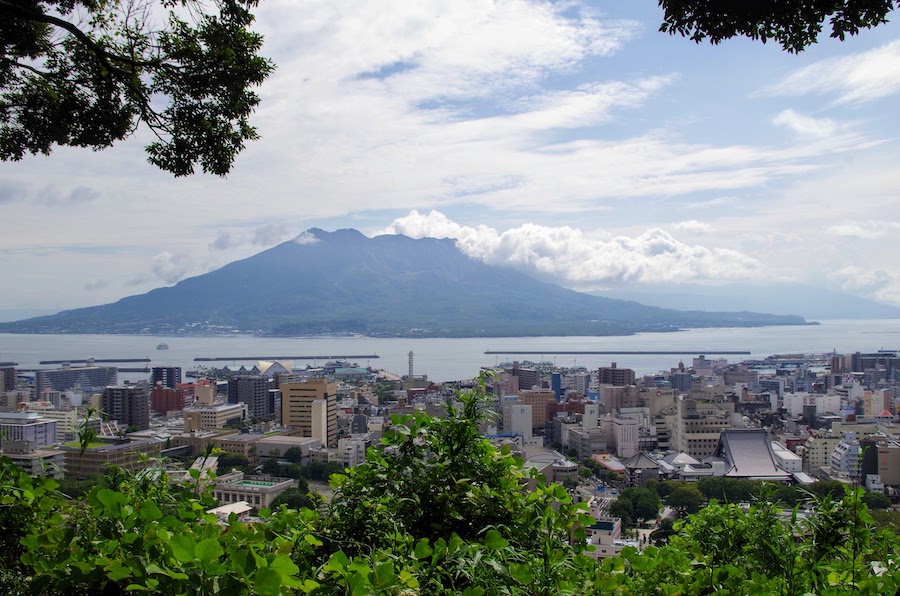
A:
[150,252,192,285]
[772,109,838,137]
[210,223,292,251]
[824,221,900,239]
[828,266,894,295]
[763,40,900,105]
[293,231,320,245]
[379,210,759,287]
[671,220,712,235]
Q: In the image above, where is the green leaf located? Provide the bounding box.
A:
[304,533,323,547]
[170,534,195,563]
[195,538,224,562]
[269,555,300,577]
[254,567,284,596]
[140,502,163,522]
[413,538,432,560]
[484,529,509,550]
[509,563,533,585]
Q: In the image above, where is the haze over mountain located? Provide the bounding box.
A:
[0,229,810,337]
[595,283,900,321]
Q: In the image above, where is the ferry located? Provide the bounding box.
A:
[156,343,169,350]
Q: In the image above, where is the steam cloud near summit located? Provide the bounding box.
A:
[379,210,760,289]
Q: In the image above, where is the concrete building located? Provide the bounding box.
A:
[151,384,188,415]
[227,376,272,420]
[183,402,249,432]
[0,366,16,391]
[101,386,150,430]
[0,411,58,452]
[150,366,182,389]
[255,435,321,461]
[281,379,339,448]
[216,433,263,466]
[36,364,117,396]
[516,388,556,430]
[799,432,843,476]
[193,380,217,406]
[667,399,734,458]
[598,363,635,387]
[62,438,163,478]
[213,471,296,511]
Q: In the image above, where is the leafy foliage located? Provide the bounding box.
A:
[659,0,898,53]
[1,376,898,594]
[0,0,273,175]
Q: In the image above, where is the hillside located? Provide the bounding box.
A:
[0,229,809,337]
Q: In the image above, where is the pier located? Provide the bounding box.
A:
[39,358,152,364]
[194,355,379,362]
[483,350,751,355]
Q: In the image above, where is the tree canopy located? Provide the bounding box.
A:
[659,0,897,52]
[0,0,273,176]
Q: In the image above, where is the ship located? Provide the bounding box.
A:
[156,343,169,350]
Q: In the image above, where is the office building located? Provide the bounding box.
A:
[151,384,188,415]
[101,386,150,430]
[227,376,271,420]
[36,364,117,397]
[598,363,635,387]
[150,366,182,389]
[280,378,338,447]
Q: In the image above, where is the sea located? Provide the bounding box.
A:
[2,319,900,383]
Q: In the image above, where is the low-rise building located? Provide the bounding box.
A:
[213,471,296,511]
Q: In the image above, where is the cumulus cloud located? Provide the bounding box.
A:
[828,266,893,295]
[129,252,194,285]
[293,230,320,245]
[209,223,292,251]
[824,221,900,239]
[772,110,838,137]
[671,220,712,235]
[762,40,900,105]
[379,210,759,287]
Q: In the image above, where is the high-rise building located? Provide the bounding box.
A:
[0,366,16,391]
[150,366,182,389]
[227,376,271,420]
[150,384,188,415]
[598,363,635,387]
[280,378,338,447]
[101,386,150,430]
[36,364,117,396]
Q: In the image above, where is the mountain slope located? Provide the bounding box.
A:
[0,229,809,337]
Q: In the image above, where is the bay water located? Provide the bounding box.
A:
[2,319,900,383]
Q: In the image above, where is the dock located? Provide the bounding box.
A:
[483,350,751,355]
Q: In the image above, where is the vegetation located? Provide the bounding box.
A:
[659,0,897,53]
[1,379,898,593]
[0,0,273,175]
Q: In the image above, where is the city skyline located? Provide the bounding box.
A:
[2,2,900,318]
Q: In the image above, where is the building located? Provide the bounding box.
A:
[150,366,182,389]
[516,388,556,430]
[183,402,249,432]
[227,376,272,420]
[62,438,163,478]
[212,471,296,511]
[216,434,264,466]
[0,411,58,452]
[667,399,734,458]
[35,364,117,396]
[598,363,635,387]
[0,366,16,391]
[150,384,188,415]
[101,386,150,430]
[280,378,338,447]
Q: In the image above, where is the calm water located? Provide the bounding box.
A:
[2,319,899,382]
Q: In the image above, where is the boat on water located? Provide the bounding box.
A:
[156,343,169,350]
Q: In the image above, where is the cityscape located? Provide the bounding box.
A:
[2,346,899,558]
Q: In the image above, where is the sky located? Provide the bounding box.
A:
[2,1,900,319]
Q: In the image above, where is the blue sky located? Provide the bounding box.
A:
[2,1,900,317]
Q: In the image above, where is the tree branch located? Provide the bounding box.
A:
[0,0,163,70]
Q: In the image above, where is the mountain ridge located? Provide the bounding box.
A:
[0,229,811,337]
